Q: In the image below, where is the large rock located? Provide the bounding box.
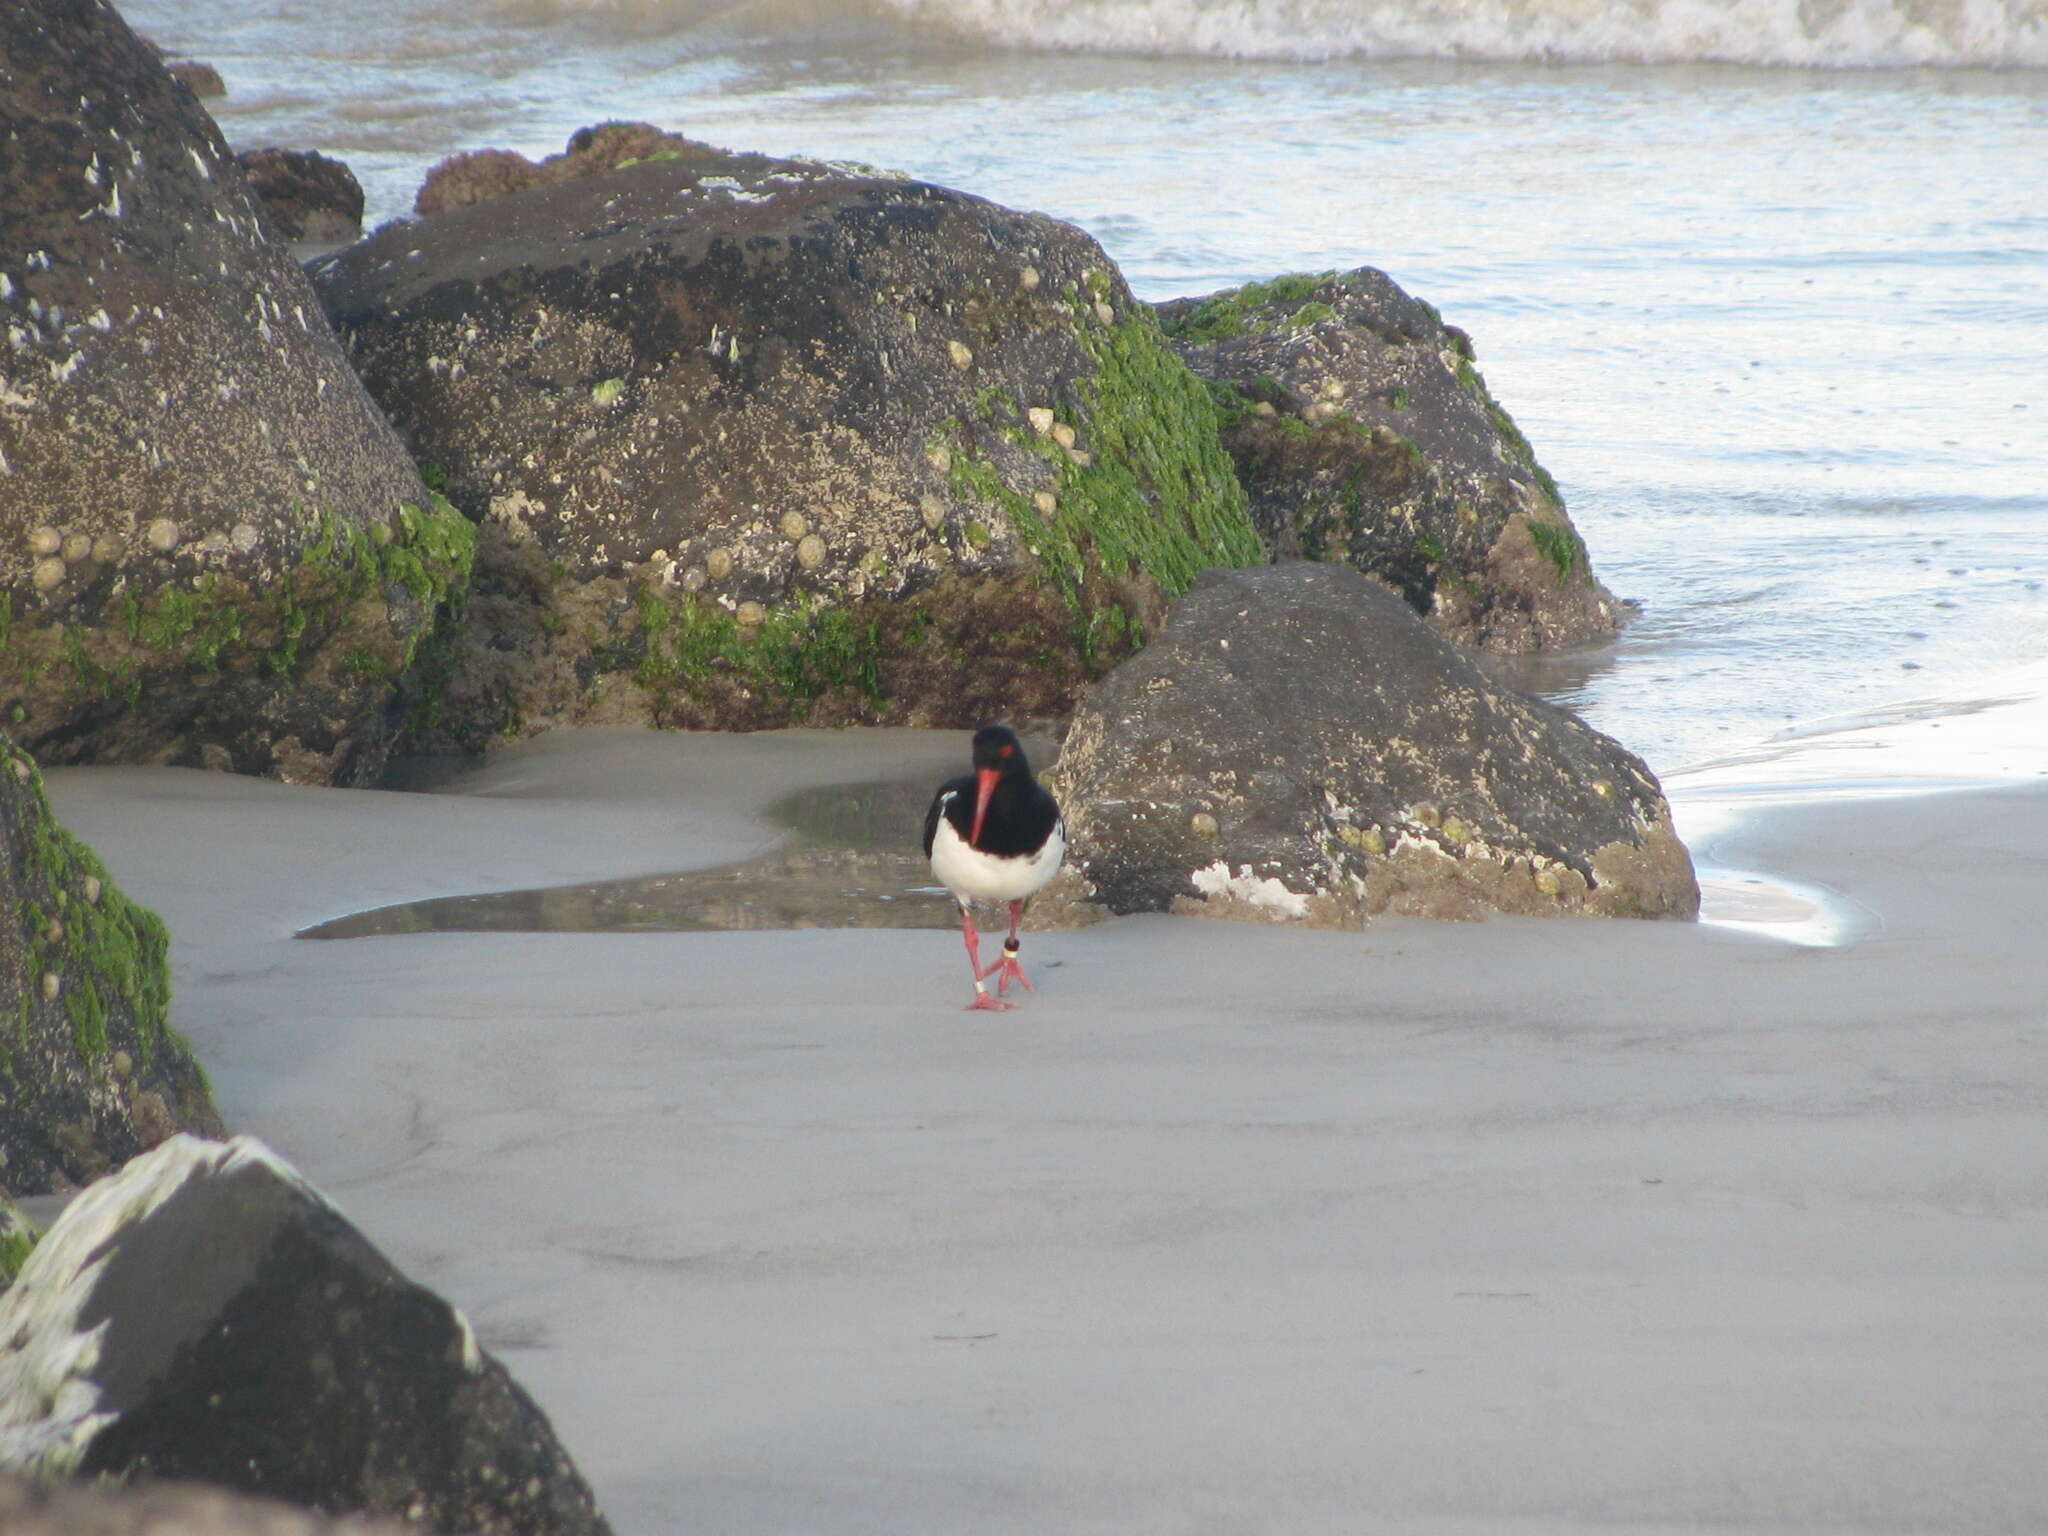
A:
[0,1135,612,1536]
[0,0,474,784]
[1157,269,1620,653]
[313,134,1261,745]
[1,732,220,1197]
[1041,563,1696,925]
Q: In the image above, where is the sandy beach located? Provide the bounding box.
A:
[39,690,2048,1534]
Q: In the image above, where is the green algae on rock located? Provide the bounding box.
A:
[0,733,221,1197]
[0,1196,34,1288]
[314,131,1261,745]
[1,498,475,784]
[1157,268,1621,654]
[0,0,467,784]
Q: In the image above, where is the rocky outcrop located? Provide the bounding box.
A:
[414,120,743,215]
[314,139,1260,745]
[1040,563,1696,926]
[0,0,473,784]
[1,733,221,1198]
[237,147,365,245]
[0,1135,613,1536]
[1,1474,422,1536]
[1157,269,1620,653]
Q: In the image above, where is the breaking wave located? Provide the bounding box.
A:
[487,0,2048,68]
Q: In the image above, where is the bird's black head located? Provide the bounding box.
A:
[970,723,1030,777]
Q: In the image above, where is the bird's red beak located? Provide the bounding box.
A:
[970,766,1000,847]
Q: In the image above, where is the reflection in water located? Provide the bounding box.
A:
[300,775,956,939]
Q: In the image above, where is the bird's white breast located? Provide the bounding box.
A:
[929,796,1065,905]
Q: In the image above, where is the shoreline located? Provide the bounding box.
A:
[1665,657,2048,944]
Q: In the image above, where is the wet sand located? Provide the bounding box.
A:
[42,703,2048,1534]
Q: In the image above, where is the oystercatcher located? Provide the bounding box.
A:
[923,724,1065,1010]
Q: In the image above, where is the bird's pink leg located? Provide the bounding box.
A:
[990,899,1036,997]
[959,904,1014,1011]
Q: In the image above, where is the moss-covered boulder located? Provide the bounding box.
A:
[0,0,473,784]
[313,132,1261,744]
[1038,563,1696,927]
[1156,269,1620,654]
[0,733,220,1198]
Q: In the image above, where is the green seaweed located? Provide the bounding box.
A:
[2,494,476,724]
[1456,360,1564,506]
[0,1216,35,1288]
[633,587,885,718]
[1157,272,1338,343]
[937,301,1260,665]
[9,747,181,1074]
[1527,518,1587,584]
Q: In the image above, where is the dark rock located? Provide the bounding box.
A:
[315,136,1260,745]
[1039,563,1696,925]
[414,120,734,215]
[1156,269,1620,653]
[237,147,365,245]
[0,1135,613,1536]
[0,733,221,1198]
[415,147,549,215]
[0,1472,421,1536]
[0,0,473,785]
[165,59,224,98]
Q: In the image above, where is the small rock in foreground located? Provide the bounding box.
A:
[0,1135,612,1536]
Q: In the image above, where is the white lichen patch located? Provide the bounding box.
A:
[1189,861,1310,919]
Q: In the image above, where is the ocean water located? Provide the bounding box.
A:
[123,0,2048,779]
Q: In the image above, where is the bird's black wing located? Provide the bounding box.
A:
[923,774,972,859]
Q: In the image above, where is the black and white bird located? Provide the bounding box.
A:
[922,723,1065,1010]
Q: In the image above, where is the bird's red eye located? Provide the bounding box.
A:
[1000,744,1014,758]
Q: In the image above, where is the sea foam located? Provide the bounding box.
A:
[491,0,2048,68]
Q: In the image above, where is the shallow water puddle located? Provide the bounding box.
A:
[301,771,1856,945]
[298,775,957,939]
